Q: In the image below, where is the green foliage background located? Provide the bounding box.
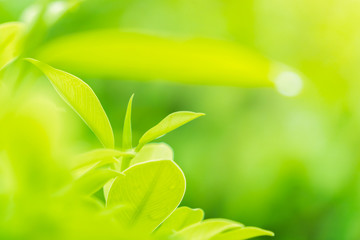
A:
[1,0,360,239]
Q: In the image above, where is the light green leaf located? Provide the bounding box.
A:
[72,148,133,170]
[136,111,204,151]
[131,143,173,166]
[174,219,244,240]
[122,94,134,150]
[103,178,115,203]
[155,206,204,236]
[73,161,105,179]
[120,94,135,171]
[210,227,275,240]
[71,169,121,196]
[107,160,186,234]
[0,22,24,70]
[36,30,276,87]
[26,58,114,148]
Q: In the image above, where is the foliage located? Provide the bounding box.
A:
[0,17,274,239]
[6,1,360,240]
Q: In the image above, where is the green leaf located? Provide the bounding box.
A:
[136,111,204,151]
[73,161,106,179]
[131,143,173,166]
[174,219,244,240]
[36,30,276,87]
[0,22,24,70]
[71,169,121,196]
[103,178,115,203]
[72,148,133,170]
[122,94,134,150]
[107,160,186,234]
[210,227,275,240]
[26,58,114,148]
[120,94,135,171]
[155,206,204,236]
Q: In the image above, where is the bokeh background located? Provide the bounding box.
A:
[1,0,360,239]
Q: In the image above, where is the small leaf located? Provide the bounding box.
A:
[119,94,135,171]
[72,161,105,179]
[131,143,173,166]
[72,148,133,170]
[26,58,114,148]
[71,169,121,196]
[107,160,186,234]
[174,219,243,240]
[136,111,204,151]
[122,94,134,150]
[210,227,275,240]
[103,178,115,202]
[0,22,24,70]
[155,206,204,236]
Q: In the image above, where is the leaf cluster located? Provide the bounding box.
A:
[0,20,274,240]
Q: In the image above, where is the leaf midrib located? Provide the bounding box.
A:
[128,163,163,229]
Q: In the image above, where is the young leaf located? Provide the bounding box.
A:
[209,227,275,240]
[120,94,135,171]
[71,169,121,196]
[26,58,114,148]
[103,178,115,203]
[136,111,204,151]
[122,94,134,150]
[72,148,133,170]
[107,160,186,234]
[155,206,204,236]
[0,22,24,70]
[72,161,104,179]
[174,219,243,240]
[130,143,173,166]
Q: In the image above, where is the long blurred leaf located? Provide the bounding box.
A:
[209,227,274,240]
[107,160,185,234]
[136,111,204,151]
[36,30,276,87]
[174,219,244,240]
[155,206,204,236]
[0,22,24,70]
[26,58,114,148]
[131,143,173,166]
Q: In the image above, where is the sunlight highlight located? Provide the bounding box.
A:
[274,71,303,97]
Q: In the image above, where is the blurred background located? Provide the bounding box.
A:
[1,0,360,239]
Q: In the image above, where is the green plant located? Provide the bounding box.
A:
[1,16,274,239]
[24,58,274,239]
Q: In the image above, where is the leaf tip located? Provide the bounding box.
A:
[24,57,37,64]
[24,58,47,70]
[251,227,275,237]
